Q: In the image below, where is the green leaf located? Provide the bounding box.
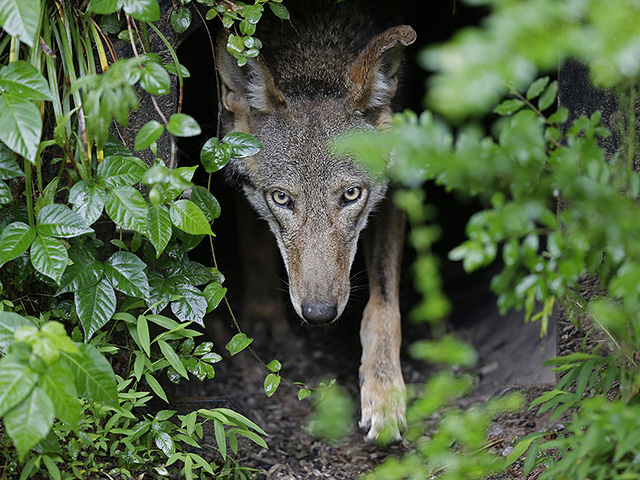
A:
[166,113,201,137]
[190,186,221,221]
[140,62,171,96]
[164,62,190,78]
[241,3,262,23]
[224,131,262,158]
[87,0,123,14]
[0,143,24,179]
[214,419,227,461]
[203,282,227,313]
[538,80,558,111]
[56,261,103,295]
[200,356,221,372]
[144,372,168,402]
[161,165,196,202]
[0,180,10,204]
[170,284,207,326]
[68,181,106,226]
[147,205,172,257]
[96,155,147,188]
[0,0,40,47]
[105,186,149,235]
[30,234,68,283]
[217,407,266,435]
[266,359,281,373]
[134,120,164,151]
[137,315,151,357]
[264,373,280,397]
[232,428,268,449]
[158,340,189,379]
[0,91,42,163]
[122,0,160,22]
[169,199,213,236]
[104,134,132,156]
[268,2,289,20]
[200,137,231,173]
[36,204,93,238]
[42,454,61,480]
[505,432,547,466]
[0,61,53,101]
[239,19,256,36]
[226,34,245,56]
[493,99,524,116]
[104,251,150,298]
[39,363,80,427]
[526,76,550,100]
[154,431,174,457]
[225,333,252,356]
[298,388,311,401]
[0,355,38,417]
[61,344,118,406]
[170,6,192,33]
[4,387,54,460]
[75,278,116,340]
[0,222,36,265]
[0,312,34,353]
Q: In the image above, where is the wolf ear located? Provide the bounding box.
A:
[216,32,285,117]
[347,25,416,112]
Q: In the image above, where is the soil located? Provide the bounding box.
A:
[176,262,573,480]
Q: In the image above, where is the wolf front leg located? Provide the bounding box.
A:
[359,195,406,442]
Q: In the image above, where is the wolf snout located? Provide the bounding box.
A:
[301,301,338,325]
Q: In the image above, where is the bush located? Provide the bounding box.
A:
[0,0,289,477]
[340,0,640,478]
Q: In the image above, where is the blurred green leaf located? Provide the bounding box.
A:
[0,0,40,47]
[134,120,164,151]
[4,386,54,460]
[122,0,160,22]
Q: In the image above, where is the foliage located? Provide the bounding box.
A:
[170,0,290,67]
[337,0,640,478]
[0,0,286,478]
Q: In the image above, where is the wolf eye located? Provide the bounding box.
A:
[272,190,291,207]
[343,186,361,203]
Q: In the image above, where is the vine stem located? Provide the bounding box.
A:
[208,229,311,392]
[9,35,36,227]
[512,90,563,150]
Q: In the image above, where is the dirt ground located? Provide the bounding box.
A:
[178,262,569,480]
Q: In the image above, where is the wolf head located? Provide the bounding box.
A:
[217,5,415,325]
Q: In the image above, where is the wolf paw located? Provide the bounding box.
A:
[359,373,406,443]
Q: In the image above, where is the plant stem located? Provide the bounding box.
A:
[24,160,35,227]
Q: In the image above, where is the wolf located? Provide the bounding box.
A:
[215,0,416,441]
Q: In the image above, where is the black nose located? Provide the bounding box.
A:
[301,302,338,325]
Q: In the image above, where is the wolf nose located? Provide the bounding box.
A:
[301,302,338,325]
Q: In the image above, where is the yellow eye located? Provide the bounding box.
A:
[343,186,361,203]
[272,190,291,206]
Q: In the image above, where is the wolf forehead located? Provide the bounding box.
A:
[229,99,382,191]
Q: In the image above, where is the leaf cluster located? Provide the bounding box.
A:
[341,0,640,478]
[0,0,276,478]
